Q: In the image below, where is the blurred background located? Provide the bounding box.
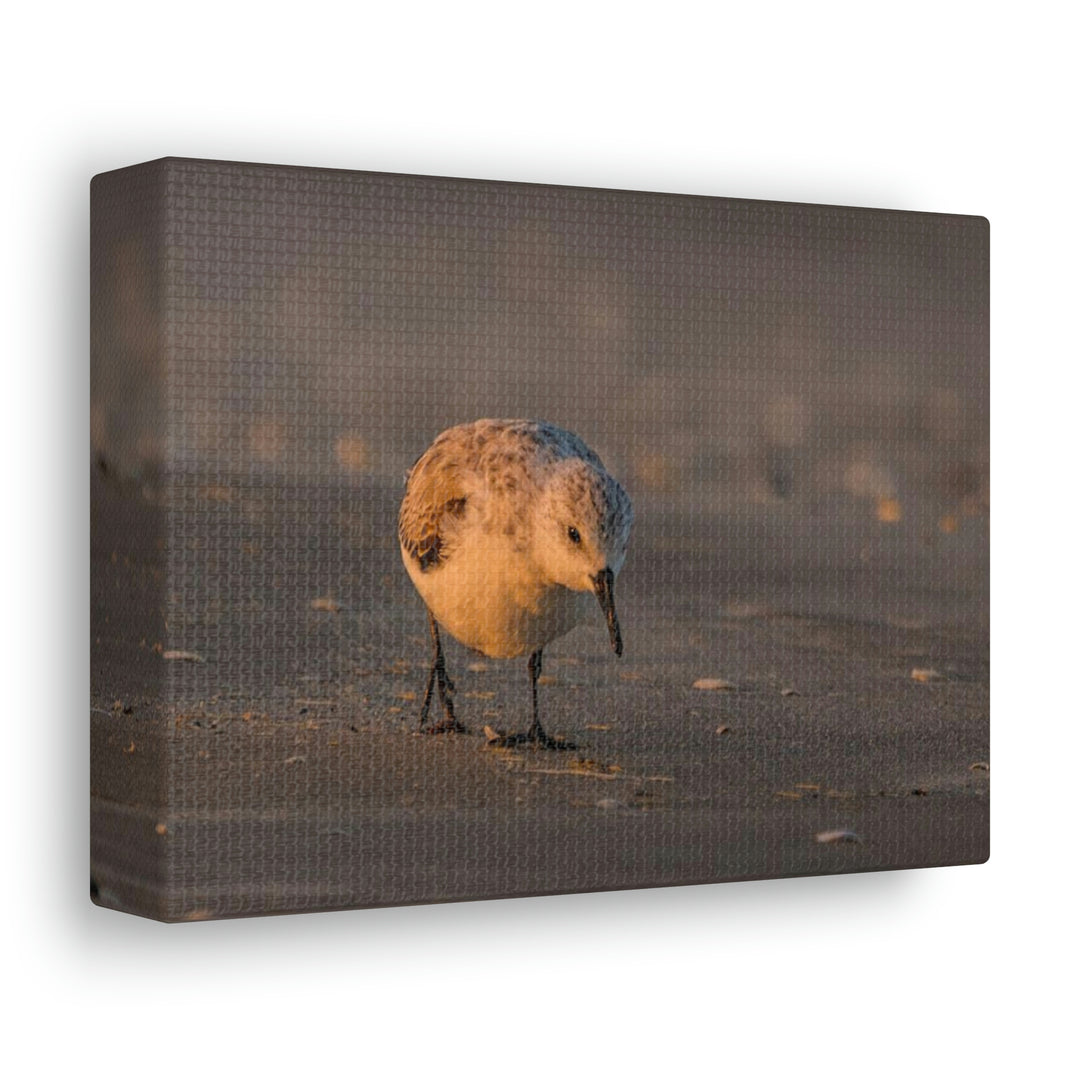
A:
[92,159,988,520]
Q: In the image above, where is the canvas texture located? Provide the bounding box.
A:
[90,159,989,921]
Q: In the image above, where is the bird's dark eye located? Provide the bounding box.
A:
[567,526,581,544]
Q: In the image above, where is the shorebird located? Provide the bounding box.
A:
[398,419,633,748]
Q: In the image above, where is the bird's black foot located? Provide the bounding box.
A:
[484,725,577,751]
[534,731,577,751]
[418,693,467,735]
[421,717,469,735]
[484,648,578,749]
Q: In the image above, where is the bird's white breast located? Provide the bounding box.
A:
[401,535,592,659]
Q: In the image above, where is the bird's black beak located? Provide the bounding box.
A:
[592,567,623,657]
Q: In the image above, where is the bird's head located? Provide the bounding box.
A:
[532,458,633,655]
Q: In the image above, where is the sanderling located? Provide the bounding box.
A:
[399,419,633,748]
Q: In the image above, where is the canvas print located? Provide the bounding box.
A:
[90,159,989,921]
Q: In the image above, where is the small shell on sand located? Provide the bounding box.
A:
[911,668,944,682]
[693,678,736,691]
[815,829,861,844]
[970,761,990,771]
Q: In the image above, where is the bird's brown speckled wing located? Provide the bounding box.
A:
[398,444,469,572]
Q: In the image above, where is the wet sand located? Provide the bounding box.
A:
[91,468,989,920]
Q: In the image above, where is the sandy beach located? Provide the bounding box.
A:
[91,465,988,920]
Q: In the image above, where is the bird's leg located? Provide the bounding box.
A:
[418,651,437,728]
[487,648,575,750]
[419,611,466,734]
[434,634,459,726]
[525,648,545,741]
[418,612,440,727]
[526,648,575,749]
